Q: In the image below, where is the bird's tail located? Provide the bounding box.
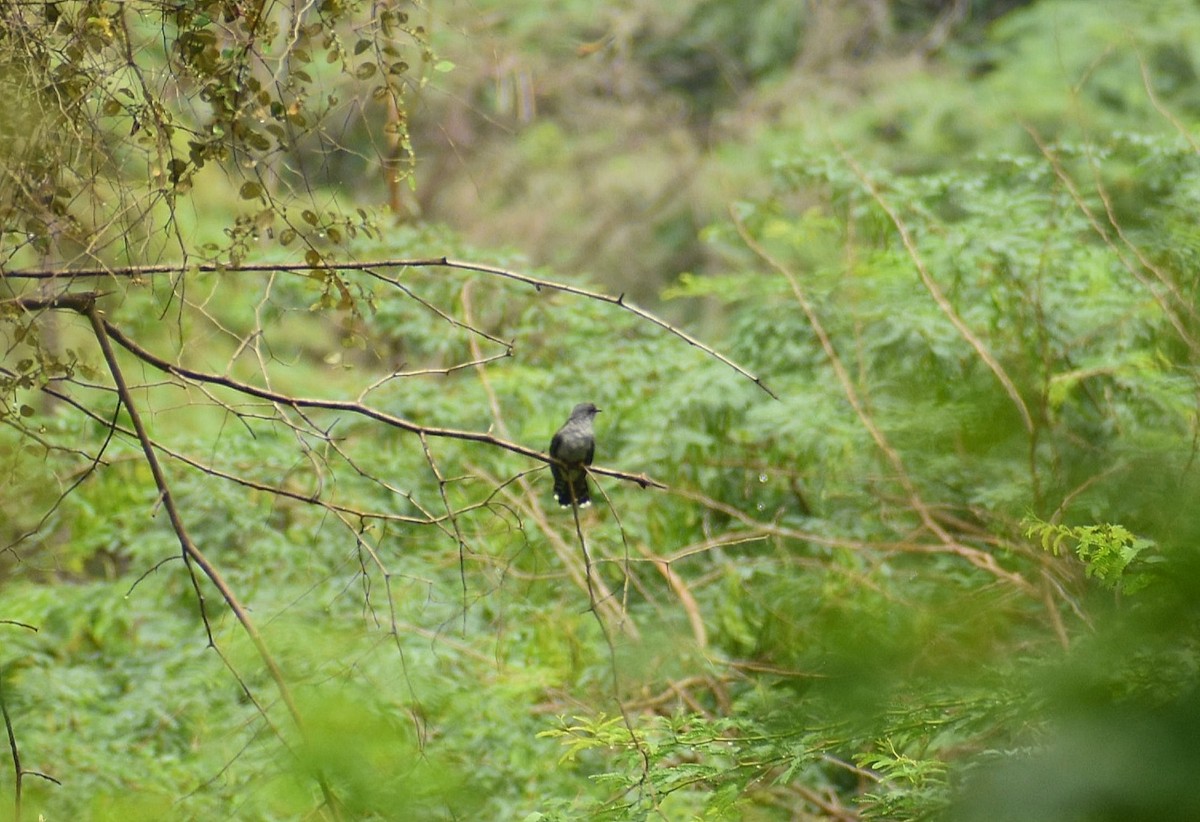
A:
[554,473,591,508]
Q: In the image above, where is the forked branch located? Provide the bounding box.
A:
[63,294,343,818]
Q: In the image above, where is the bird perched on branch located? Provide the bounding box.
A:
[549,402,600,507]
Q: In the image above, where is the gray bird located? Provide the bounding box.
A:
[549,402,601,507]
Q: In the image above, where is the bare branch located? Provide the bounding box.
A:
[2,618,44,819]
[1,678,24,822]
[0,621,37,632]
[78,301,344,816]
[2,256,777,398]
[11,293,663,492]
[93,306,663,490]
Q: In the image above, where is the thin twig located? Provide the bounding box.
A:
[36,379,441,529]
[474,463,634,634]
[3,257,776,398]
[568,500,656,809]
[418,431,472,633]
[1,619,42,822]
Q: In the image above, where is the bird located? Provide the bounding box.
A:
[549,402,601,507]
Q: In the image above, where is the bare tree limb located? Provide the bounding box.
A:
[116,310,664,490]
[77,296,343,818]
[1,256,777,399]
[11,293,664,491]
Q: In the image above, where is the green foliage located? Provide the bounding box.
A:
[4,1,1200,820]
[4,134,1199,821]
[634,0,806,116]
[856,743,950,820]
[0,0,423,272]
[1025,519,1156,593]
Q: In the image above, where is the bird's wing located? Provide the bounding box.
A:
[549,431,564,460]
[584,440,594,465]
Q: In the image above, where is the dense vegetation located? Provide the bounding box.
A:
[2,0,1199,819]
